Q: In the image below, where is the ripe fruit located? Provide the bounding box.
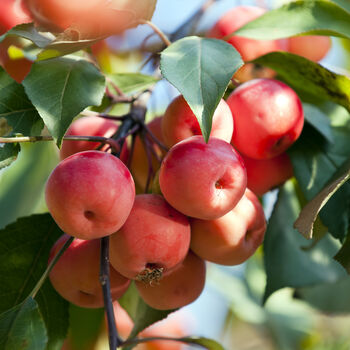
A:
[161,95,234,147]
[159,136,247,220]
[190,189,266,265]
[49,235,130,308]
[45,150,135,240]
[227,78,304,159]
[24,0,156,37]
[0,0,31,34]
[136,251,206,310]
[288,35,331,62]
[207,5,283,81]
[241,152,294,196]
[109,194,191,281]
[130,116,167,191]
[59,115,128,162]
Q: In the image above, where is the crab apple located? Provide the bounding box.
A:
[130,116,167,191]
[242,152,293,196]
[288,35,331,62]
[0,0,31,34]
[24,0,156,37]
[45,150,135,240]
[49,235,130,308]
[136,251,206,310]
[109,194,191,282]
[161,95,234,148]
[190,188,266,266]
[59,115,128,162]
[207,6,283,82]
[159,136,247,220]
[227,78,304,159]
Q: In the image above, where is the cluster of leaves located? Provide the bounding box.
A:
[1,0,350,349]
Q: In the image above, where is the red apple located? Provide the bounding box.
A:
[190,188,266,265]
[0,0,31,35]
[161,95,234,147]
[45,150,135,240]
[227,78,304,159]
[242,152,294,196]
[159,136,247,220]
[135,251,206,310]
[109,194,191,281]
[49,234,130,308]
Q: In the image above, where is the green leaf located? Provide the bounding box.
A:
[160,36,243,142]
[253,52,350,112]
[303,103,334,143]
[0,297,48,350]
[107,73,159,94]
[263,181,346,301]
[0,214,69,350]
[294,159,350,239]
[0,67,43,136]
[234,0,350,40]
[126,336,225,350]
[23,57,106,146]
[1,23,54,48]
[0,143,20,170]
[119,283,175,340]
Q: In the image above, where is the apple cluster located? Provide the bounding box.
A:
[45,72,304,312]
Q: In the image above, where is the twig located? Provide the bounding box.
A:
[139,20,172,47]
[100,237,122,349]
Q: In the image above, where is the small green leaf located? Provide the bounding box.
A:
[22,57,106,146]
[161,36,242,142]
[234,0,350,40]
[0,214,69,350]
[119,283,175,339]
[107,73,159,94]
[263,181,345,301]
[253,52,350,112]
[0,297,48,350]
[0,143,20,170]
[1,23,54,48]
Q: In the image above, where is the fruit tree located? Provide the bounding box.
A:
[1,0,350,349]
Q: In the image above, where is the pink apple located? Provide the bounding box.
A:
[45,150,135,240]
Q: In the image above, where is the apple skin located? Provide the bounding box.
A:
[161,95,234,147]
[207,5,283,82]
[130,116,167,192]
[159,136,247,220]
[109,194,191,280]
[227,78,304,159]
[23,0,156,36]
[288,35,331,62]
[60,115,128,163]
[45,150,135,240]
[190,188,266,265]
[0,0,31,35]
[241,152,293,196]
[135,251,206,310]
[49,234,130,308]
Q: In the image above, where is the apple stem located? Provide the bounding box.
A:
[138,20,171,47]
